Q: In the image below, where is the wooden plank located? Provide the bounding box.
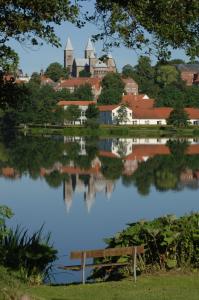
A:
[59,262,129,271]
[70,246,144,259]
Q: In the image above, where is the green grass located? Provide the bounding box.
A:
[1,267,199,300]
[20,124,199,138]
[27,273,199,300]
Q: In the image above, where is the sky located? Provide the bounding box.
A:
[8,20,188,76]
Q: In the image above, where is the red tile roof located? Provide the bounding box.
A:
[185,108,199,119]
[98,105,120,112]
[58,100,96,106]
[57,77,102,90]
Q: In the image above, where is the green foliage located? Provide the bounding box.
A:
[64,105,81,123]
[98,73,125,104]
[122,64,135,79]
[85,104,99,119]
[0,206,13,241]
[0,204,57,284]
[167,108,189,127]
[45,62,69,82]
[155,65,179,87]
[100,156,123,180]
[92,0,199,59]
[85,118,99,129]
[1,225,57,283]
[79,69,91,77]
[30,72,41,85]
[91,213,199,280]
[0,1,79,71]
[114,104,130,125]
[73,84,93,100]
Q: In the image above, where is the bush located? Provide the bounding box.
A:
[0,206,57,284]
[85,118,99,129]
[91,213,199,280]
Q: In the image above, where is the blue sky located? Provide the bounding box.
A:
[8,20,188,75]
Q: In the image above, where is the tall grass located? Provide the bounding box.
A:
[0,225,57,284]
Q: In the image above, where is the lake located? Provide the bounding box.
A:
[1,135,199,283]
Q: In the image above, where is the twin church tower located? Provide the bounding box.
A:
[64,37,116,78]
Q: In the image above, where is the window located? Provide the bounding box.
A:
[81,111,85,117]
[157,121,162,125]
[145,120,149,125]
[133,120,137,125]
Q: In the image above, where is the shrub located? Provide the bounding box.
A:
[91,213,199,280]
[0,206,57,284]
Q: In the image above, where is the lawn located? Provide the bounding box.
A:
[25,273,199,300]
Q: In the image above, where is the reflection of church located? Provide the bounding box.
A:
[64,37,116,78]
[63,174,115,213]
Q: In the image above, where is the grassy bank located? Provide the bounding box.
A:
[1,268,199,300]
[20,124,199,138]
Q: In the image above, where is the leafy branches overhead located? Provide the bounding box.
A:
[0,0,80,69]
[91,0,199,59]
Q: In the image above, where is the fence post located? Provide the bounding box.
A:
[81,251,86,284]
[133,246,137,283]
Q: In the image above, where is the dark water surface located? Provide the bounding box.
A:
[0,135,199,283]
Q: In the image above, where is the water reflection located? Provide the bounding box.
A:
[1,135,199,212]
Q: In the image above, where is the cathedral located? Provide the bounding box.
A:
[64,37,117,78]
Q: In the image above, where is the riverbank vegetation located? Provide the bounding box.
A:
[91,213,199,281]
[0,205,57,286]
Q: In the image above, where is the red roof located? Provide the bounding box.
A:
[98,105,120,112]
[58,100,96,106]
[57,77,101,90]
[122,94,155,108]
[133,107,172,119]
[185,108,199,119]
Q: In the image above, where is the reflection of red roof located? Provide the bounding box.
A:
[98,105,119,112]
[58,100,96,106]
[187,144,199,154]
[99,150,119,158]
[1,167,16,177]
[125,145,170,160]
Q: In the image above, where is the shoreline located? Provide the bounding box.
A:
[18,124,199,138]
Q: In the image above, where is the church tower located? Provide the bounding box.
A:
[64,37,73,74]
[85,38,95,59]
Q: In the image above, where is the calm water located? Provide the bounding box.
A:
[1,135,199,283]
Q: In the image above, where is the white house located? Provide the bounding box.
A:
[58,100,96,125]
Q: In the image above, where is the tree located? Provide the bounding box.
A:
[98,73,125,104]
[29,72,41,85]
[92,0,199,59]
[85,104,99,128]
[122,64,135,78]
[85,104,99,119]
[2,0,199,71]
[79,70,91,77]
[64,105,81,123]
[73,84,93,100]
[114,104,129,125]
[167,108,189,127]
[45,63,69,82]
[156,65,179,87]
[0,1,79,70]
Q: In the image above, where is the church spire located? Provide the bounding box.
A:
[65,37,73,50]
[85,38,94,51]
[85,38,95,59]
